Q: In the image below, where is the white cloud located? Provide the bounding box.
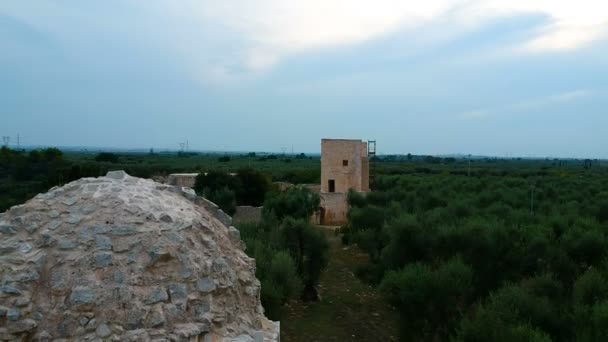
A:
[2,0,608,81]
[166,0,608,77]
[475,1,608,52]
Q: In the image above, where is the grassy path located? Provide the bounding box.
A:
[280,228,400,342]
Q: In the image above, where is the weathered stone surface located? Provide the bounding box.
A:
[15,269,40,283]
[145,287,169,305]
[35,330,52,341]
[70,287,96,308]
[0,238,19,253]
[36,233,56,248]
[66,214,82,225]
[15,297,31,307]
[0,285,22,295]
[19,242,33,253]
[7,307,20,321]
[111,224,137,236]
[168,283,188,301]
[25,222,39,234]
[173,323,211,338]
[62,197,78,206]
[94,252,113,267]
[96,323,112,338]
[0,171,277,341]
[95,235,113,251]
[147,306,166,327]
[0,223,16,234]
[216,210,233,227]
[194,301,211,318]
[48,219,62,230]
[160,213,173,223]
[228,226,241,242]
[58,239,78,250]
[50,272,68,294]
[197,278,216,293]
[106,170,127,180]
[229,335,254,342]
[7,318,38,334]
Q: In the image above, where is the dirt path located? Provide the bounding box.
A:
[280,229,400,342]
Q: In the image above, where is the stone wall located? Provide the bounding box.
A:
[272,182,294,192]
[167,173,199,188]
[317,192,349,226]
[303,184,321,194]
[233,206,263,225]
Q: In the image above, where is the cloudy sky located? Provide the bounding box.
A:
[1,1,607,157]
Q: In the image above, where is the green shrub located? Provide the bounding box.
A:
[234,167,271,206]
[347,189,366,208]
[263,187,320,221]
[207,187,236,215]
[280,218,329,294]
[195,168,271,206]
[380,257,472,340]
[267,252,303,303]
[194,170,239,195]
[456,282,560,341]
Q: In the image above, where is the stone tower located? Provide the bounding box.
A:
[317,139,370,225]
[321,139,370,193]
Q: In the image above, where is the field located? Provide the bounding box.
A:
[2,147,608,340]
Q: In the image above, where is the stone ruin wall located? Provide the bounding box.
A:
[233,206,263,225]
[0,171,279,342]
[316,193,349,226]
[168,174,199,188]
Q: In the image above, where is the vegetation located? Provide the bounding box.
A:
[193,168,272,213]
[3,146,608,341]
[0,146,70,210]
[94,152,120,163]
[263,186,320,221]
[237,187,329,319]
[343,161,608,341]
[0,148,320,212]
[281,229,400,342]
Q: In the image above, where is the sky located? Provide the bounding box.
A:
[1,1,607,158]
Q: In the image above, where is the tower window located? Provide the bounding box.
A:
[328,179,335,193]
[342,160,349,166]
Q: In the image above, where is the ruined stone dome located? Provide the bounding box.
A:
[0,171,278,341]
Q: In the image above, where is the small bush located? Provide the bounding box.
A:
[263,187,320,221]
[207,187,236,215]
